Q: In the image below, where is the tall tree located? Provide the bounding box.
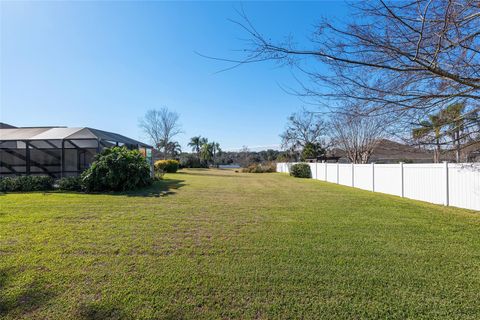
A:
[211,142,221,167]
[139,108,182,159]
[188,136,203,158]
[280,108,327,160]
[412,114,445,163]
[200,143,213,165]
[301,142,325,161]
[164,141,182,158]
[414,102,478,162]
[441,103,466,163]
[331,109,387,164]
[224,1,480,143]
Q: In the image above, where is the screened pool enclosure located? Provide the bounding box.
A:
[0,125,153,178]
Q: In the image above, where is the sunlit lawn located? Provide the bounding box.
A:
[1,169,479,319]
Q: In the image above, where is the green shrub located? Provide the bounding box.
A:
[154,159,179,173]
[290,163,311,178]
[0,176,54,192]
[81,146,152,192]
[242,162,276,173]
[57,176,83,191]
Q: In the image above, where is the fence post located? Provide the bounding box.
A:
[324,161,327,181]
[400,162,404,198]
[351,163,355,187]
[371,162,375,192]
[315,161,318,180]
[336,162,340,184]
[444,161,449,206]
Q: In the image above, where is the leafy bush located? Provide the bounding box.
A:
[57,176,83,191]
[154,159,179,173]
[290,163,311,178]
[0,176,54,192]
[242,162,276,173]
[81,146,152,192]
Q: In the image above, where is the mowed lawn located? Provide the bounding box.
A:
[1,169,479,319]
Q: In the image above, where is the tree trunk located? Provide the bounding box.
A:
[455,132,461,163]
[434,141,441,163]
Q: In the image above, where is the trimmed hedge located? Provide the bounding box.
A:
[290,163,311,178]
[0,176,54,192]
[57,176,83,191]
[154,160,179,173]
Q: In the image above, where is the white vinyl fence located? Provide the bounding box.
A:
[277,162,480,211]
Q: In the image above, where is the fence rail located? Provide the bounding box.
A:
[277,162,480,211]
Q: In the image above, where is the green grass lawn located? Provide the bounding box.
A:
[1,169,479,319]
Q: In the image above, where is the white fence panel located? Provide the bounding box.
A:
[374,164,402,197]
[276,163,283,173]
[338,164,353,186]
[316,163,326,181]
[308,163,317,179]
[276,162,479,211]
[448,164,480,211]
[403,164,445,205]
[354,164,373,191]
[326,163,338,183]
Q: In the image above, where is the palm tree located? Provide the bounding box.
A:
[200,137,208,146]
[211,142,221,167]
[166,141,182,158]
[440,103,465,163]
[188,136,203,158]
[412,114,445,163]
[200,143,213,165]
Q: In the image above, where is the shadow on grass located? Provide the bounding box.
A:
[178,169,246,179]
[122,179,186,197]
[45,179,187,198]
[0,268,56,318]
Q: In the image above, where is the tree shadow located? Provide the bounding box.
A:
[31,179,187,198]
[0,267,56,318]
[123,179,186,197]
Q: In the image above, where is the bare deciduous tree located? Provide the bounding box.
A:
[280,107,328,159]
[331,108,387,164]
[220,0,480,144]
[139,108,183,159]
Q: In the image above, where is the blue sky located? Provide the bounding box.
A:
[1,1,349,151]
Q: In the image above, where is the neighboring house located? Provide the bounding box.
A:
[368,139,435,163]
[0,124,153,178]
[329,139,434,163]
[453,141,480,162]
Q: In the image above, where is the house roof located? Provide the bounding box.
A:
[0,126,152,148]
[329,139,434,163]
[0,123,17,129]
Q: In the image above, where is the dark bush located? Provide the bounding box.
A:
[154,159,179,173]
[57,176,83,191]
[179,154,207,168]
[81,146,152,192]
[241,162,276,173]
[0,176,54,192]
[290,163,311,178]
